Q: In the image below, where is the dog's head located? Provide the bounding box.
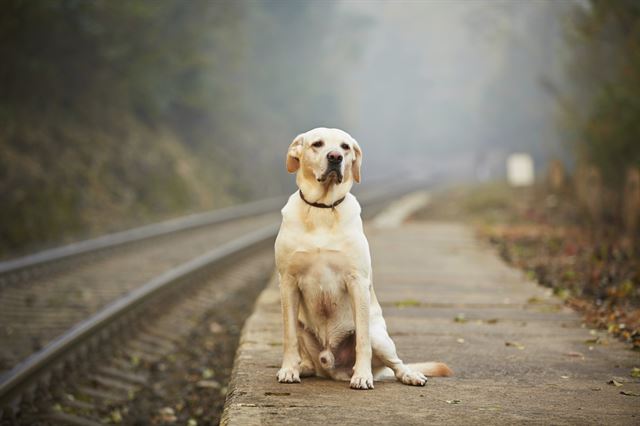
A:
[286,128,362,201]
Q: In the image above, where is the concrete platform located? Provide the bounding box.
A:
[221,221,640,425]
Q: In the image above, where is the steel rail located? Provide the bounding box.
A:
[0,175,431,281]
[0,195,287,279]
[0,224,279,410]
[0,180,431,417]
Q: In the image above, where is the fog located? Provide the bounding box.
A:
[253,0,573,183]
[0,0,589,253]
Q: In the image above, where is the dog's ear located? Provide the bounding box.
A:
[352,139,362,183]
[286,134,304,173]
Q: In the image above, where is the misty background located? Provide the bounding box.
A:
[1,0,637,256]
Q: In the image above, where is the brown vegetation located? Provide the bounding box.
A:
[413,178,639,350]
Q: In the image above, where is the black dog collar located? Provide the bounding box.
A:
[299,191,345,209]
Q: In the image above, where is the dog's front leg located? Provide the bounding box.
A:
[347,275,373,389]
[277,273,302,383]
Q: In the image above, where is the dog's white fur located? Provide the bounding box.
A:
[275,127,452,390]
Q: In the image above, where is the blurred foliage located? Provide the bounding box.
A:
[0,0,359,257]
[565,0,640,188]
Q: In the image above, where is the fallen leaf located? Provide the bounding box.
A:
[159,407,177,423]
[565,352,584,358]
[620,391,640,397]
[477,406,501,411]
[608,379,623,387]
[446,399,461,404]
[560,375,569,379]
[505,341,525,350]
[454,313,467,323]
[584,337,608,345]
[456,338,465,344]
[130,355,140,367]
[533,304,562,313]
[196,380,220,389]
[486,318,499,324]
[201,368,214,379]
[110,410,122,424]
[395,299,421,308]
[209,322,224,333]
[631,367,640,378]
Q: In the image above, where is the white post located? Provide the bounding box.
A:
[506,153,534,187]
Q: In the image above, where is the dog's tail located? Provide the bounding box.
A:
[375,362,453,380]
[407,362,453,377]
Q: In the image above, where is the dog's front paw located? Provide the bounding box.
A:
[350,372,374,390]
[277,366,301,383]
[400,370,427,386]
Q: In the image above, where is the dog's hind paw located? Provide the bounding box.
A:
[277,366,301,383]
[299,360,316,377]
[350,373,374,390]
[400,370,427,386]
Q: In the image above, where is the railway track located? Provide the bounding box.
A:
[0,182,425,424]
[0,204,282,375]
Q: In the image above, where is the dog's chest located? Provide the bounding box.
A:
[291,249,352,318]
[299,271,345,320]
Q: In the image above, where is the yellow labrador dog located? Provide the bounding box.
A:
[275,127,452,389]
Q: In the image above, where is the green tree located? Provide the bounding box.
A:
[565,0,640,188]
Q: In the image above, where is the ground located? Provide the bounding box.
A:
[411,183,640,350]
[124,261,271,426]
[221,197,640,425]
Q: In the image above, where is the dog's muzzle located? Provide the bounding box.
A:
[318,151,344,184]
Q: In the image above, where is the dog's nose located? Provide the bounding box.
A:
[327,151,343,164]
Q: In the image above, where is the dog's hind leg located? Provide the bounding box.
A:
[370,322,428,386]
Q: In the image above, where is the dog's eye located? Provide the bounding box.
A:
[341,143,350,150]
[312,141,324,148]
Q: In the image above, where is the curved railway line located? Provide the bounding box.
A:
[0,212,280,374]
[0,182,424,424]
